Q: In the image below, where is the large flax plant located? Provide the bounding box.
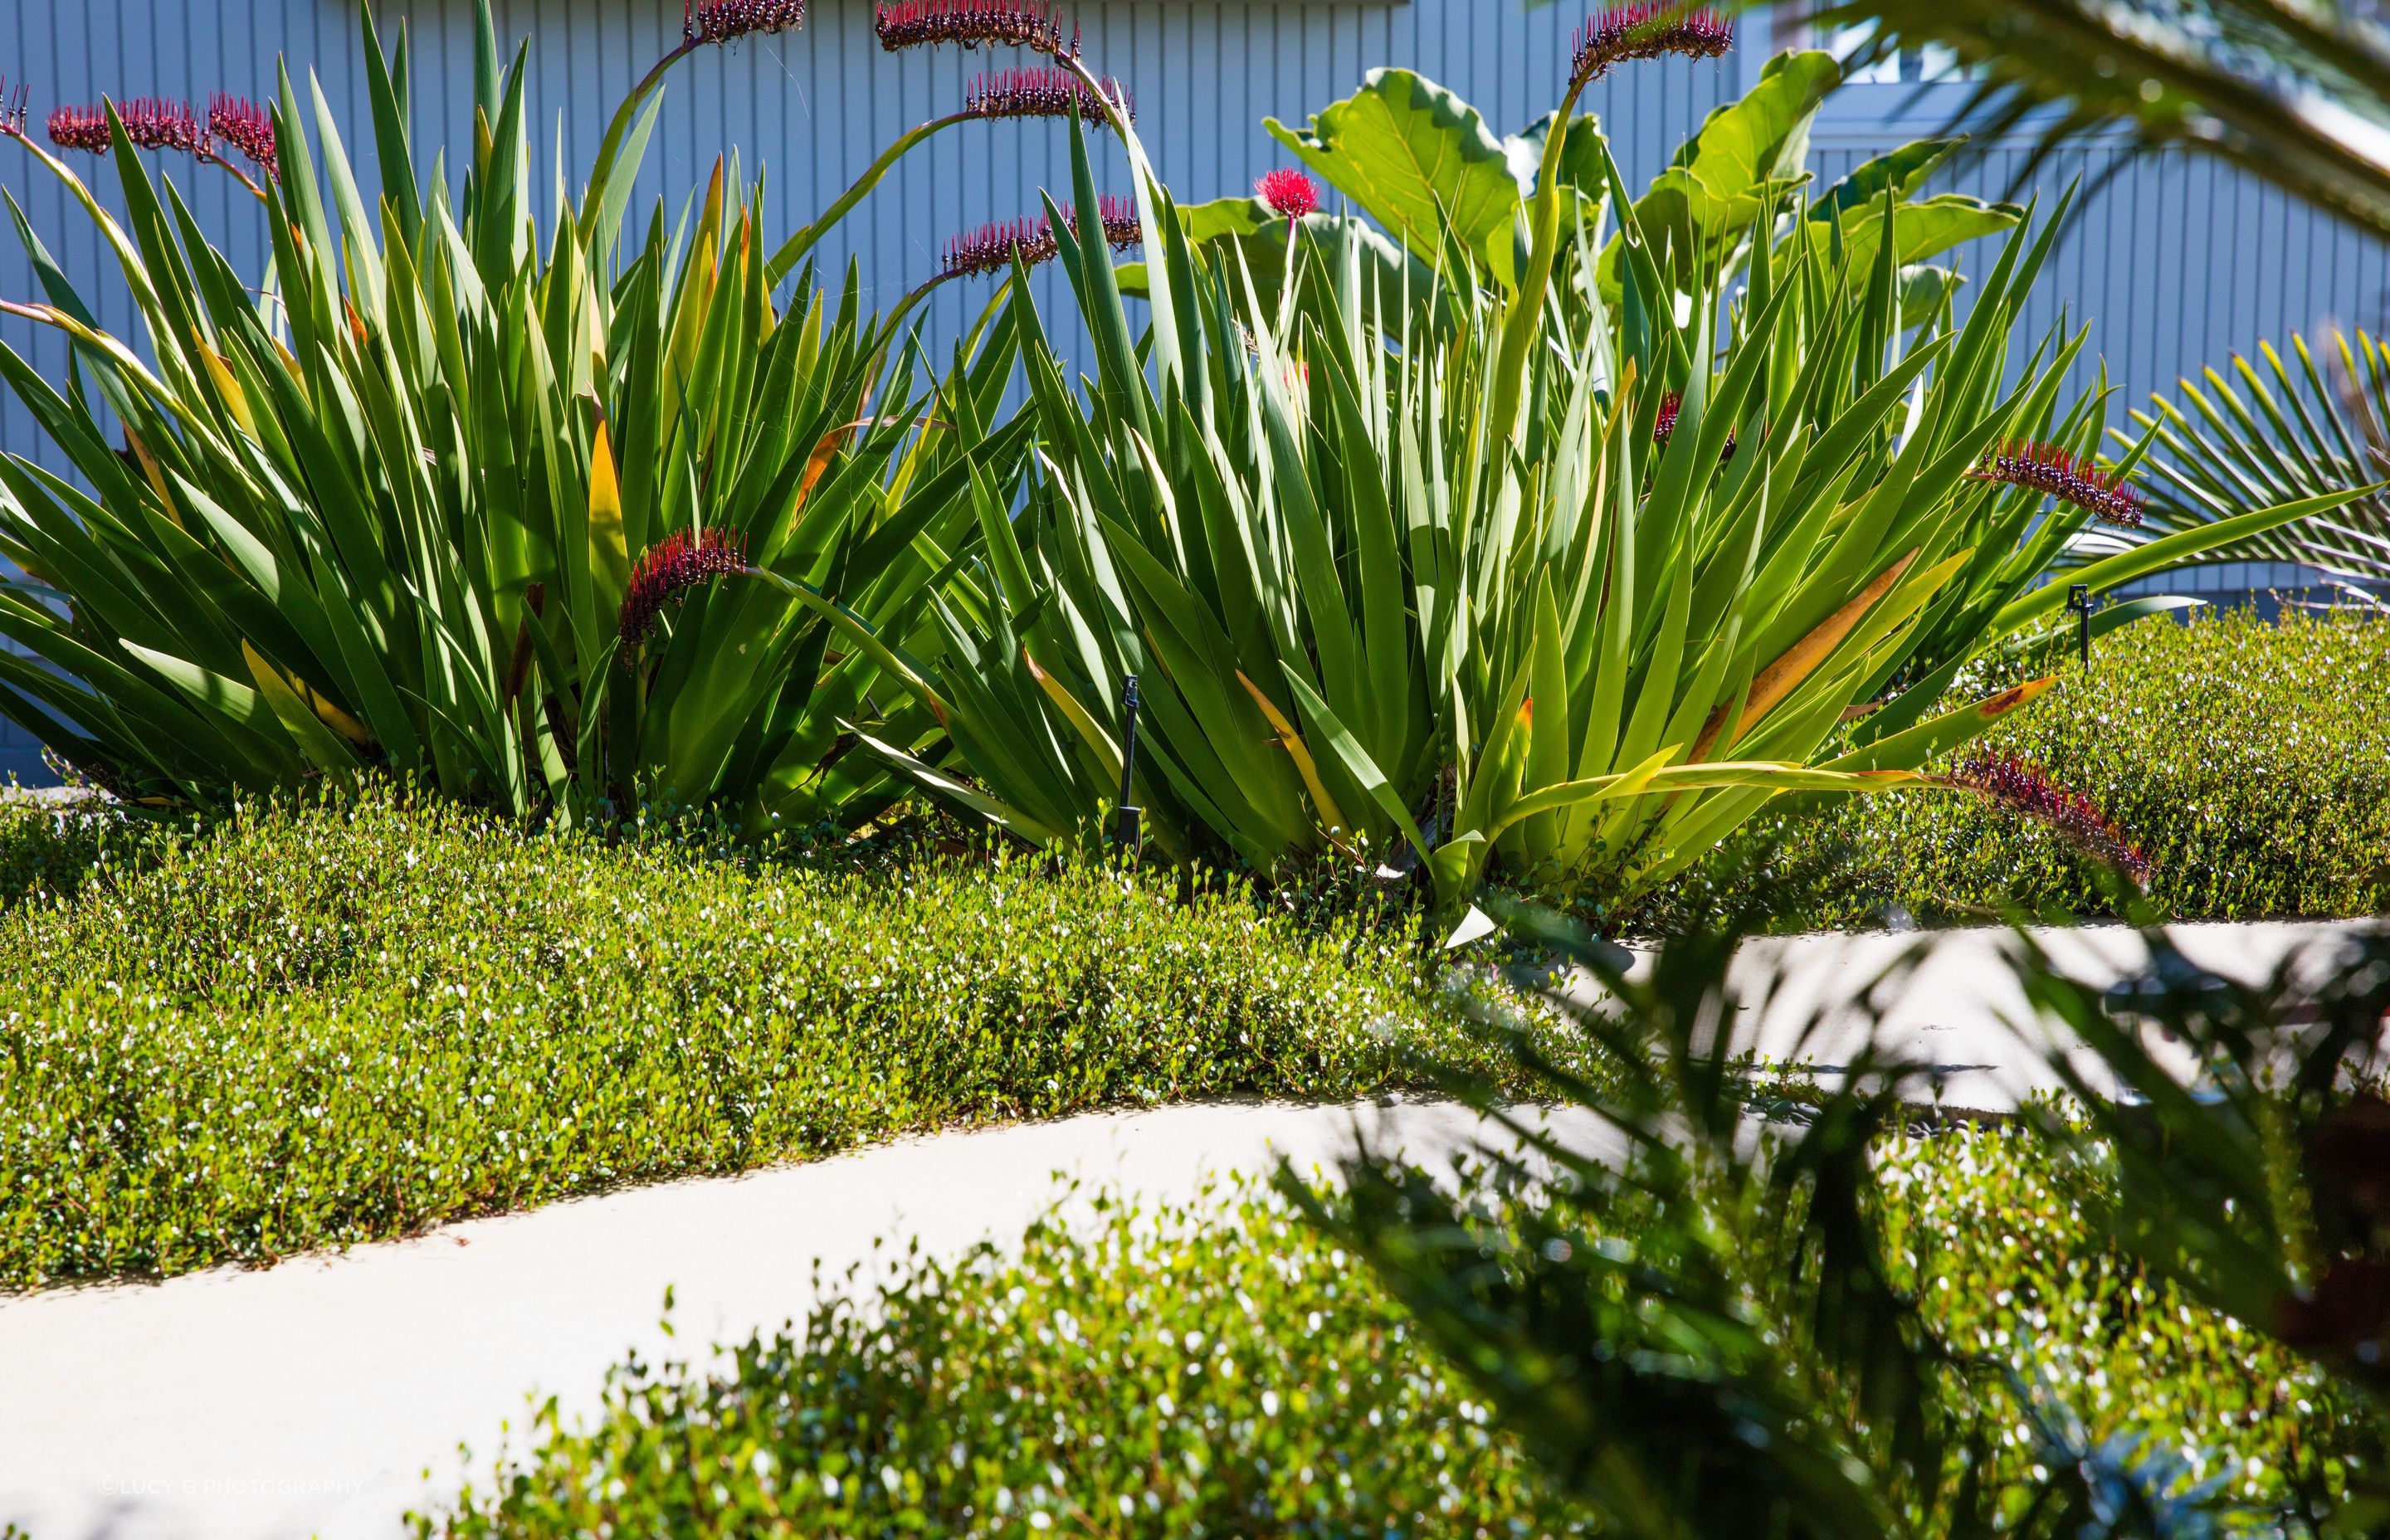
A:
[864,33,2358,906]
[0,0,1035,826]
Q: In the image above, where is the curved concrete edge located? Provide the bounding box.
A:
[0,1099,1616,1540]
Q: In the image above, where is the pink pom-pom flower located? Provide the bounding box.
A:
[1255,168,1319,222]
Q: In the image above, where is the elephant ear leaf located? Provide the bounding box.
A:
[1265,68,1524,290]
[1814,136,1964,217]
[1896,264,1964,330]
[1502,109,1610,203]
[1791,192,2023,280]
[1597,50,1841,299]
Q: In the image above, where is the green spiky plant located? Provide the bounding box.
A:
[0,0,1047,828]
[851,31,2363,908]
[2113,329,2390,594]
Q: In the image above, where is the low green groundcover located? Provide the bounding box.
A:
[1669,607,2390,928]
[0,788,1508,1289]
[427,1136,2380,1538]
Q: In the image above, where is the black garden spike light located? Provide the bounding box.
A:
[2067,582,2094,668]
[1113,674,1143,861]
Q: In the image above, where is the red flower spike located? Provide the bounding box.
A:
[619,529,750,646]
[45,105,111,154]
[940,194,1139,281]
[1255,168,1319,222]
[963,67,1129,124]
[944,215,1059,280]
[1569,5,1734,90]
[874,0,1079,58]
[1955,751,2149,882]
[1652,389,1736,461]
[1085,192,1141,251]
[685,0,807,46]
[51,97,213,157]
[119,97,210,155]
[1965,439,2145,528]
[207,94,277,180]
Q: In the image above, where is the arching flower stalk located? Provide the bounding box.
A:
[41,95,266,199]
[933,193,1140,286]
[581,0,811,246]
[207,94,277,181]
[963,67,1129,124]
[874,0,1080,59]
[619,529,752,647]
[761,58,1128,286]
[1569,4,1734,91]
[1966,440,2147,528]
[1953,751,2149,882]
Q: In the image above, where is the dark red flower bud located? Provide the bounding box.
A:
[944,216,1059,280]
[1652,389,1737,461]
[1571,5,1734,90]
[620,529,751,646]
[45,105,111,154]
[0,78,28,140]
[940,194,1138,281]
[118,97,210,155]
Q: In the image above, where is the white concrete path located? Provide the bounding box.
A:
[2,917,2382,1540]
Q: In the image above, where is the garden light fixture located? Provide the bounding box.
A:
[1114,674,1142,860]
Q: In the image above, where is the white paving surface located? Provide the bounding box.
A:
[2,917,2382,1539]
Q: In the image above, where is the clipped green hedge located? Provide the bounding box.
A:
[430,1185,1583,1538]
[0,787,1500,1289]
[431,1135,2382,1538]
[1875,1130,2382,1513]
[1675,608,2390,927]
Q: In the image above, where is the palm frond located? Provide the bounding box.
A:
[1804,0,2390,242]
[2119,329,2390,587]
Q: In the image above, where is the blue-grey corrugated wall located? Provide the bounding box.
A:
[0,2,2382,781]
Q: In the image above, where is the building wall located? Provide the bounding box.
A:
[0,2,2378,780]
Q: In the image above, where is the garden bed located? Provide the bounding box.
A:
[6,606,2386,1289]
